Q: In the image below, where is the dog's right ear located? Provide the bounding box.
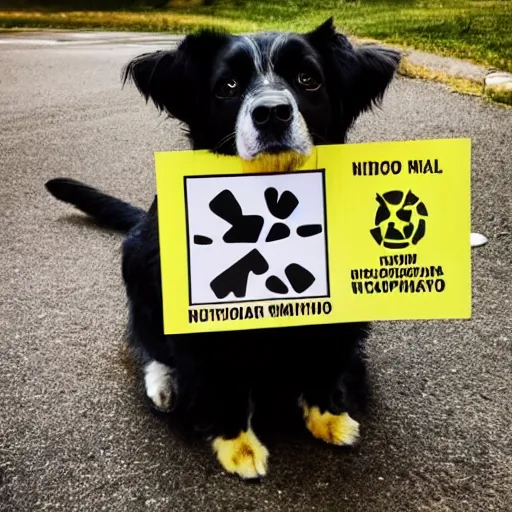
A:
[122,30,229,125]
[122,50,176,113]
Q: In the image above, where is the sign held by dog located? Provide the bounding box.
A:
[155,138,471,335]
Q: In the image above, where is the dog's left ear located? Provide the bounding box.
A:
[350,44,401,113]
[307,18,401,127]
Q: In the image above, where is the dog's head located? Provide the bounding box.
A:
[123,18,400,169]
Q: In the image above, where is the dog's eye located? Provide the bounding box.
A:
[215,78,239,99]
[297,72,321,92]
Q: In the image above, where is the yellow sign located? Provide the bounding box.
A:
[155,138,471,335]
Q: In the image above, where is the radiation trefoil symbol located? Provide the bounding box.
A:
[370,190,428,249]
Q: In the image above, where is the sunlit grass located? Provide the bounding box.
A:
[0,10,258,33]
[398,58,482,95]
[484,85,512,106]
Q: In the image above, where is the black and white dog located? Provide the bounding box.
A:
[46,18,400,479]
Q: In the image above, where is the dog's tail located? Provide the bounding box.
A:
[45,178,145,232]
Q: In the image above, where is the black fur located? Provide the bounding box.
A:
[45,178,144,232]
[46,19,400,469]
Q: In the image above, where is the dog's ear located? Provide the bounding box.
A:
[307,17,338,44]
[307,18,401,129]
[122,50,176,111]
[350,44,401,114]
[122,30,229,125]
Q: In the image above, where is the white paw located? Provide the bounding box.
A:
[144,360,173,411]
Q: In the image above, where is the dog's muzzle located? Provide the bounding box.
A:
[236,83,313,173]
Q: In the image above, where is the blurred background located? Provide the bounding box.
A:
[1,1,510,73]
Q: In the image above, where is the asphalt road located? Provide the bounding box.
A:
[1,32,511,512]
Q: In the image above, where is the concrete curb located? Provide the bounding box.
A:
[393,48,487,83]
[395,51,512,106]
[352,37,511,107]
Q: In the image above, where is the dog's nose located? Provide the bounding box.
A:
[251,104,293,133]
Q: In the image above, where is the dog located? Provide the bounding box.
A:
[45,18,400,479]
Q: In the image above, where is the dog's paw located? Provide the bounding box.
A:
[144,360,173,411]
[212,429,269,479]
[302,403,359,446]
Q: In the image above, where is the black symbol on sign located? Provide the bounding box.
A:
[370,190,428,249]
[297,224,323,238]
[209,189,264,243]
[285,263,316,293]
[266,223,290,242]
[193,235,212,245]
[264,263,317,295]
[264,187,299,219]
[210,249,269,299]
[190,184,326,301]
[265,275,289,294]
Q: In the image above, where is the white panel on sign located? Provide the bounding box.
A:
[184,171,329,305]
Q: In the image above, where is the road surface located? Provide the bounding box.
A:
[1,31,511,512]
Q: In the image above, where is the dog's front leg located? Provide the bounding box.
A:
[188,377,269,479]
[143,359,175,411]
[297,337,368,447]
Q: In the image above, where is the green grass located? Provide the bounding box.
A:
[1,1,511,72]
[485,84,512,105]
